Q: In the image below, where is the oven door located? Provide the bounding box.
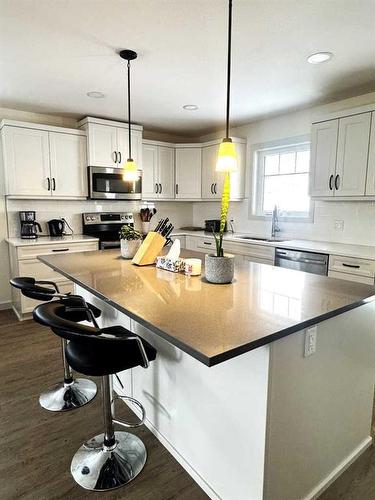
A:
[88,167,142,200]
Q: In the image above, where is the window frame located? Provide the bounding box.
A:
[250,136,314,223]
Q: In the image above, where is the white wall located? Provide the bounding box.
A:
[193,92,375,247]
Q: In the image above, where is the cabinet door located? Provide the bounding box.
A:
[2,126,51,196]
[117,128,142,169]
[202,145,219,199]
[175,148,201,199]
[366,112,375,195]
[335,113,371,196]
[310,120,338,197]
[142,144,158,200]
[87,123,118,167]
[158,146,175,199]
[49,132,87,197]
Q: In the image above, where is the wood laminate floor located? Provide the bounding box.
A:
[1,309,375,500]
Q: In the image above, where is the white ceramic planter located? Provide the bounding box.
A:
[205,253,235,284]
[120,239,141,259]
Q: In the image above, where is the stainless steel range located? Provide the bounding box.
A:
[82,212,134,250]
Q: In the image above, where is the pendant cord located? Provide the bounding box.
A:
[127,60,132,160]
[225,0,232,140]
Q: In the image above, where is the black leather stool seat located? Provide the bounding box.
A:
[33,301,157,377]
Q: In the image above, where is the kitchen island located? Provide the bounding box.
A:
[40,249,375,500]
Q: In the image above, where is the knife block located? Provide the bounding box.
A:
[132,231,166,266]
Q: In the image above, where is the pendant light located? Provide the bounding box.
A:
[119,49,139,182]
[216,0,237,173]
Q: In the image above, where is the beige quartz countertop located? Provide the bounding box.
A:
[39,249,375,366]
[6,235,99,247]
[174,231,375,260]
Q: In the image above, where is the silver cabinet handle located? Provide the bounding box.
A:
[47,177,51,191]
[176,184,179,195]
[159,183,162,194]
[335,174,340,190]
[118,151,122,164]
[155,183,159,194]
[52,178,56,191]
[113,151,118,163]
[329,174,334,190]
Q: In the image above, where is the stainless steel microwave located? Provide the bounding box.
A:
[88,166,142,200]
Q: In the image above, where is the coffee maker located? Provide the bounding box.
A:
[19,211,42,239]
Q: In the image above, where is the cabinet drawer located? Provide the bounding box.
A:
[223,241,275,261]
[17,241,98,260]
[21,281,73,314]
[18,259,67,282]
[328,255,375,278]
[196,238,215,252]
[328,270,374,285]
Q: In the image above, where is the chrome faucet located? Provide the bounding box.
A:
[271,205,281,238]
[229,219,235,234]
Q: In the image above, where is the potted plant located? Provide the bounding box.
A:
[205,172,235,284]
[119,225,143,259]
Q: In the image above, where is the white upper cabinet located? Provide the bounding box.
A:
[86,123,118,167]
[175,147,201,199]
[1,122,87,198]
[2,126,51,196]
[79,117,143,170]
[366,112,375,195]
[158,147,175,199]
[310,120,338,197]
[310,111,373,199]
[335,113,371,196]
[202,140,246,200]
[49,132,87,197]
[141,142,175,200]
[202,145,220,199]
[142,144,158,199]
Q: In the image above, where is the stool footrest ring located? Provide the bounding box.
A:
[113,394,146,428]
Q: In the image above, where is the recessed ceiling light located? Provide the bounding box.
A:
[86,91,106,98]
[307,52,333,64]
[183,104,199,111]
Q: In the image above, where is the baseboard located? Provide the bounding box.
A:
[0,301,11,311]
[304,436,373,500]
[115,386,222,500]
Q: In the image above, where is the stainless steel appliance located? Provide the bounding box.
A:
[275,248,329,276]
[82,212,134,250]
[19,211,42,239]
[88,166,142,200]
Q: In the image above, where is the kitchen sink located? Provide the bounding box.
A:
[233,235,287,243]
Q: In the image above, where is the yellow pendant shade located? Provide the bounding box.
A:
[122,159,139,181]
[216,139,237,172]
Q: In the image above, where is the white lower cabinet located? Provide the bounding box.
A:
[8,240,98,319]
[328,254,375,284]
[185,235,275,264]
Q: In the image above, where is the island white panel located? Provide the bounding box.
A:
[131,320,270,500]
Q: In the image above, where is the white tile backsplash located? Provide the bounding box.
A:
[6,199,193,238]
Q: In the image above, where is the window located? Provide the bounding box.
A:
[254,142,311,220]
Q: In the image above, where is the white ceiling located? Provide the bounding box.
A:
[1,0,375,137]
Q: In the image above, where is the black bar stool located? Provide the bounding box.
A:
[9,277,100,412]
[33,300,156,491]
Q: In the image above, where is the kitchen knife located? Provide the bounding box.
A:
[155,219,164,232]
[164,225,174,239]
[158,218,169,234]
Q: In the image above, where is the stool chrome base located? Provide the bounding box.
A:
[39,378,97,412]
[70,432,147,491]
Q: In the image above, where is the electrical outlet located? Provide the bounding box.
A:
[304,326,317,357]
[334,220,344,231]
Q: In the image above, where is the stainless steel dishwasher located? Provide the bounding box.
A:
[275,248,329,276]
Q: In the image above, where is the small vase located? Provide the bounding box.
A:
[205,253,235,284]
[121,239,141,259]
[141,221,151,235]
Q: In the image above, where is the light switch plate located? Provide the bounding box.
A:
[304,326,317,357]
